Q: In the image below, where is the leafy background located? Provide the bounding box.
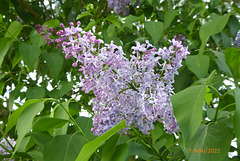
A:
[0,0,240,161]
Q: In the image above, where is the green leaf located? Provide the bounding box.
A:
[0,14,2,23]
[26,87,45,100]
[19,44,41,71]
[186,55,210,78]
[105,15,121,29]
[102,134,120,161]
[28,151,44,161]
[107,24,116,38]
[33,118,69,132]
[205,70,216,86]
[17,135,33,152]
[145,21,163,44]
[4,21,23,38]
[164,9,178,30]
[150,123,163,143]
[228,15,240,39]
[225,47,240,82]
[43,19,60,28]
[75,120,126,161]
[75,117,97,141]
[128,142,153,160]
[188,20,196,33]
[0,37,13,68]
[53,101,70,135]
[171,85,207,144]
[49,81,74,98]
[30,31,46,47]
[12,49,22,69]
[0,82,4,95]
[0,73,7,80]
[8,84,21,111]
[206,108,216,120]
[14,101,45,153]
[188,3,206,17]
[122,15,139,30]
[173,63,191,93]
[42,51,64,78]
[84,19,96,31]
[184,123,232,161]
[5,99,43,133]
[111,143,129,161]
[205,88,212,106]
[30,131,53,147]
[43,132,87,161]
[199,13,231,55]
[221,31,231,49]
[76,11,91,20]
[212,51,233,77]
[233,88,240,142]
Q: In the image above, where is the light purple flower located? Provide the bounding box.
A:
[0,137,15,155]
[56,22,190,135]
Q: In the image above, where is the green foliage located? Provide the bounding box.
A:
[186,55,210,78]
[172,85,207,144]
[76,120,126,161]
[14,101,45,153]
[225,47,240,82]
[19,44,41,71]
[184,123,232,161]
[43,132,87,161]
[0,0,240,160]
[199,13,231,54]
[0,38,13,67]
[145,21,163,44]
[234,88,240,142]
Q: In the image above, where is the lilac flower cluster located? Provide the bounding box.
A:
[234,32,240,48]
[107,0,141,15]
[55,22,190,135]
[174,34,186,46]
[0,137,15,156]
[35,24,54,45]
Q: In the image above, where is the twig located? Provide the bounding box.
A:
[40,0,51,19]
[49,0,56,19]
[16,0,45,23]
[98,2,108,18]
[79,0,86,6]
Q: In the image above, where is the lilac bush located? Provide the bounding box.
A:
[52,21,190,135]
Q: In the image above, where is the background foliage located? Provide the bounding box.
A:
[0,0,240,161]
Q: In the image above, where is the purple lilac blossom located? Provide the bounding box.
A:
[0,137,15,160]
[174,34,186,46]
[107,0,141,15]
[35,24,55,45]
[234,32,240,48]
[55,22,190,135]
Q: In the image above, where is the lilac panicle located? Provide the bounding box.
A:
[0,137,15,155]
[35,24,54,45]
[234,32,240,48]
[56,22,190,135]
